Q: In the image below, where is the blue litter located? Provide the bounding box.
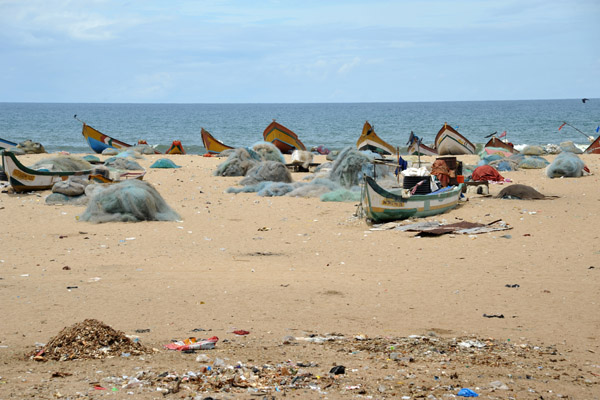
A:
[457,388,479,397]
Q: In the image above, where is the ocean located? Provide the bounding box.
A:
[0,100,598,154]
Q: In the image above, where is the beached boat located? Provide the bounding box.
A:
[78,119,133,154]
[201,128,234,154]
[484,136,517,154]
[1,151,144,192]
[584,135,600,154]
[0,138,17,150]
[406,132,437,156]
[263,120,306,154]
[434,123,476,155]
[165,140,186,155]
[362,175,463,223]
[356,121,397,155]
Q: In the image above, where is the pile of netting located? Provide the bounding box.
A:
[226,147,393,202]
[476,152,549,172]
[214,147,264,177]
[30,155,93,172]
[79,179,180,223]
[546,152,586,178]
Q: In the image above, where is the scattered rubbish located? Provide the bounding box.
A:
[374,219,512,236]
[135,329,151,333]
[50,371,72,378]
[62,266,71,270]
[164,336,218,351]
[483,314,505,319]
[232,330,250,336]
[505,284,520,288]
[329,365,345,375]
[458,340,486,348]
[66,286,78,290]
[457,387,479,397]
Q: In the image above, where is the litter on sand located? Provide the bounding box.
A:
[164,336,219,351]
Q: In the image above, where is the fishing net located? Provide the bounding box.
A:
[546,152,586,178]
[133,144,158,155]
[239,161,292,186]
[329,147,372,188]
[150,158,181,168]
[510,154,549,169]
[52,176,89,196]
[214,148,261,177]
[320,188,362,202]
[83,155,100,163]
[257,182,296,197]
[489,159,518,172]
[287,178,342,198]
[104,157,144,171]
[31,156,92,172]
[101,148,119,155]
[79,179,181,223]
[17,139,46,154]
[520,145,545,155]
[251,142,285,163]
[45,193,89,206]
[559,141,583,154]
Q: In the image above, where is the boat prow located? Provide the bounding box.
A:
[263,120,306,154]
[201,128,234,154]
[484,136,517,154]
[362,176,462,223]
[584,135,600,154]
[165,140,186,155]
[406,131,437,156]
[356,121,396,155]
[434,123,476,155]
[77,117,133,154]
[0,137,17,150]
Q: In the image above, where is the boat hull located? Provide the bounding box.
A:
[362,176,462,223]
[82,123,132,154]
[584,135,600,154]
[0,138,17,150]
[263,121,306,154]
[356,121,396,155]
[434,124,476,155]
[201,128,234,154]
[2,151,92,192]
[407,133,437,156]
[484,137,517,153]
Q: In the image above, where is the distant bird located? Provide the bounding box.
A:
[582,98,589,103]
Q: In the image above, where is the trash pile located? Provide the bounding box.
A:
[31,319,149,361]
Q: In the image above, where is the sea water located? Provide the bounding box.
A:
[0,99,598,154]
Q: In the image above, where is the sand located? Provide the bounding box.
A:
[0,152,599,399]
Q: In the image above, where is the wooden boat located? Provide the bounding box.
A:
[263,120,306,154]
[1,151,144,192]
[201,128,234,154]
[0,137,17,150]
[362,175,463,223]
[165,140,186,155]
[79,120,133,154]
[406,132,437,156]
[584,135,600,154]
[356,121,396,155]
[434,123,476,155]
[484,136,517,154]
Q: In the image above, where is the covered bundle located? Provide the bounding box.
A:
[546,152,586,178]
[31,155,92,172]
[79,179,180,223]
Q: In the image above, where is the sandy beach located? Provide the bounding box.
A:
[0,152,599,399]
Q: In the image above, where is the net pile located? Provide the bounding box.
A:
[546,152,586,178]
[33,319,148,361]
[31,155,92,172]
[79,179,181,223]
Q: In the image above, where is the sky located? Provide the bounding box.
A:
[0,0,598,103]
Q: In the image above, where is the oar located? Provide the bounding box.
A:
[560,121,594,142]
[483,131,497,138]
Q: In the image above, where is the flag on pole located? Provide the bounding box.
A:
[498,131,507,139]
[558,122,566,131]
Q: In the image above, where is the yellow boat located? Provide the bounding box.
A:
[263,120,306,154]
[201,128,234,154]
[356,121,396,155]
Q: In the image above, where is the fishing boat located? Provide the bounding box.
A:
[434,123,476,155]
[165,140,186,155]
[361,175,463,223]
[201,128,234,154]
[0,138,17,150]
[484,136,517,154]
[406,132,437,156]
[356,121,397,155]
[1,151,144,192]
[584,135,600,154]
[77,118,133,154]
[263,120,306,154]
